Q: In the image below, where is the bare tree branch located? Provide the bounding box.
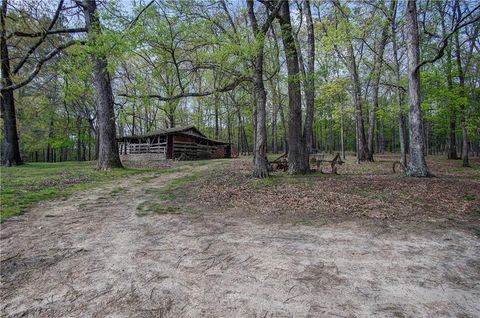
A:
[8,28,87,39]
[415,3,480,72]
[118,76,252,102]
[1,40,85,93]
[13,0,65,74]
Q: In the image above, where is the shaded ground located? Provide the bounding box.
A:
[194,155,480,228]
[1,156,479,317]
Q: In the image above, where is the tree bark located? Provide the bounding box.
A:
[447,40,459,160]
[270,77,278,154]
[214,92,220,140]
[1,0,23,166]
[247,0,269,178]
[378,119,385,153]
[76,116,82,161]
[391,0,407,167]
[405,0,429,176]
[340,103,345,159]
[303,0,315,159]
[166,109,175,128]
[82,0,122,170]
[278,89,288,153]
[278,1,308,174]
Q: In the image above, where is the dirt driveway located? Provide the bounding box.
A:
[1,162,479,317]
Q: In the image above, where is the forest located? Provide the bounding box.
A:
[1,0,480,317]
[1,0,478,176]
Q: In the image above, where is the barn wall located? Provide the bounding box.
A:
[211,145,227,159]
[174,135,195,143]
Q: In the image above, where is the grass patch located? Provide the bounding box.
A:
[250,175,284,188]
[1,161,149,222]
[464,193,476,201]
[139,168,184,183]
[248,171,328,189]
[136,172,202,215]
[110,186,128,195]
[137,172,203,216]
[154,173,201,201]
[137,202,181,215]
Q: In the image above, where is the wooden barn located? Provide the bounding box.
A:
[117,126,231,160]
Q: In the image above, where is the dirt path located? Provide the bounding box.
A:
[1,162,479,317]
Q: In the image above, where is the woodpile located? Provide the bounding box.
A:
[268,153,288,172]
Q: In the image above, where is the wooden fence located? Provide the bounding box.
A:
[123,142,167,155]
[172,141,218,159]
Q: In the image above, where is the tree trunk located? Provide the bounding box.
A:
[340,104,345,159]
[448,115,458,159]
[247,0,269,178]
[391,1,407,167]
[461,121,469,166]
[278,1,308,174]
[214,92,220,140]
[132,102,136,135]
[83,0,122,170]
[378,119,385,153]
[278,83,288,153]
[347,42,368,162]
[1,0,22,166]
[235,103,246,155]
[252,69,268,177]
[366,1,394,160]
[332,0,368,163]
[76,116,82,161]
[446,40,459,160]
[437,1,459,160]
[398,108,407,166]
[405,0,429,177]
[227,109,232,145]
[270,78,278,154]
[303,0,315,160]
[454,14,470,167]
[167,112,175,128]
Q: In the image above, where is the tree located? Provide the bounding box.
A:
[247,0,283,178]
[303,0,315,159]
[405,0,429,177]
[1,0,22,165]
[453,0,474,167]
[4,0,479,175]
[82,0,123,170]
[403,0,479,175]
[391,0,407,167]
[366,1,395,161]
[1,0,85,166]
[437,2,459,160]
[276,0,309,174]
[330,0,369,163]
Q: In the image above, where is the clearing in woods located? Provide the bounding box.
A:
[1,156,479,317]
